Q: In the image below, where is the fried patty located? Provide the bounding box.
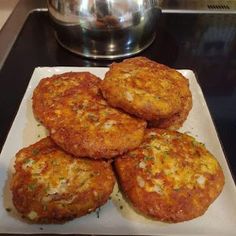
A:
[115,129,224,223]
[32,72,146,159]
[101,57,191,121]
[33,72,100,125]
[11,137,115,223]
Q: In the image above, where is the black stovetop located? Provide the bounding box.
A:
[0,11,236,179]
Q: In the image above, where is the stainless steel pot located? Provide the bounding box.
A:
[48,0,161,59]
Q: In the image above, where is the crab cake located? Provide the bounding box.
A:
[101,57,190,121]
[33,72,100,125]
[115,129,225,223]
[32,72,146,159]
[11,137,115,223]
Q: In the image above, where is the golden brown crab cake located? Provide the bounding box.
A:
[11,137,115,223]
[148,85,192,130]
[47,87,146,159]
[32,72,146,159]
[32,72,100,125]
[115,129,225,223]
[101,57,189,120]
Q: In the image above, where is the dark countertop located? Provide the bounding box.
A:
[0,10,235,182]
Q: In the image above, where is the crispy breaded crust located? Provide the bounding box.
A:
[11,137,115,223]
[101,57,190,120]
[32,72,100,125]
[115,129,225,223]
[148,84,192,129]
[32,72,146,159]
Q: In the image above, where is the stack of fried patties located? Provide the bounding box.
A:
[11,57,224,224]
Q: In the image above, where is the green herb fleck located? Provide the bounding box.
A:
[153,146,160,151]
[51,160,58,166]
[128,153,136,158]
[28,183,36,191]
[24,159,34,164]
[5,208,11,212]
[102,110,109,116]
[32,149,39,156]
[144,156,154,161]
[163,151,169,157]
[32,173,39,176]
[37,134,41,138]
[88,114,99,122]
[37,123,41,127]
[45,186,50,193]
[144,144,152,149]
[120,205,123,210]
[96,207,101,218]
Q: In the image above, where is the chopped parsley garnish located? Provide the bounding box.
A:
[144,144,152,149]
[28,183,36,191]
[102,111,109,116]
[96,207,101,218]
[128,153,136,158]
[51,160,58,166]
[144,156,154,161]
[32,173,39,176]
[153,146,160,151]
[45,186,50,193]
[163,151,169,157]
[5,208,11,212]
[32,149,40,156]
[88,114,99,122]
[24,159,34,164]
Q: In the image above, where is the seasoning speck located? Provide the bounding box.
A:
[32,149,39,155]
[5,208,11,212]
[96,207,101,218]
[28,183,36,191]
[144,156,154,161]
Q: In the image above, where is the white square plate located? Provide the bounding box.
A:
[0,67,236,235]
